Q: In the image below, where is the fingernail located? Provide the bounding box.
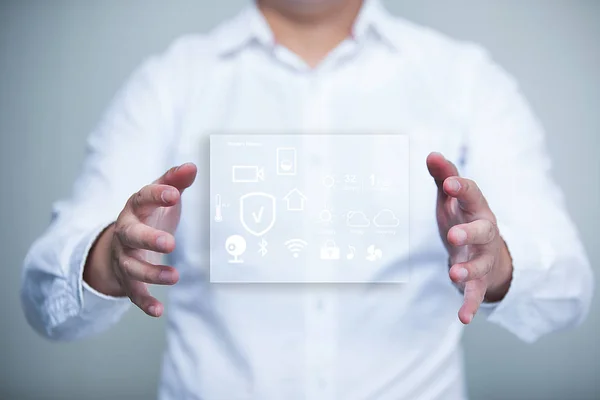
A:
[148,305,157,316]
[156,235,169,250]
[448,179,461,192]
[161,189,176,203]
[454,228,467,244]
[466,313,474,323]
[158,270,174,283]
[457,267,468,281]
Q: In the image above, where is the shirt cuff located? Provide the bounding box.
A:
[71,222,131,320]
[479,222,551,342]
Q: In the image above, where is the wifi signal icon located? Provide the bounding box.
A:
[284,239,308,258]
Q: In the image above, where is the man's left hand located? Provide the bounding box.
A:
[426,152,513,324]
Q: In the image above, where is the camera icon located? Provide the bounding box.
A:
[231,166,265,183]
[225,235,247,264]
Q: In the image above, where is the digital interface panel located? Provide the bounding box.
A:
[209,134,410,283]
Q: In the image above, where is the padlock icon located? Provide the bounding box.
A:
[320,240,340,260]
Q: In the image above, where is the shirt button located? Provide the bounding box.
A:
[315,298,324,310]
[310,154,322,166]
[318,378,328,389]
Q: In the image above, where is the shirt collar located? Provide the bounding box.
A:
[351,0,399,51]
[214,0,400,56]
[212,3,275,56]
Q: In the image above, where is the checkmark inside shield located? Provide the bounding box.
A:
[239,192,276,237]
[252,206,265,223]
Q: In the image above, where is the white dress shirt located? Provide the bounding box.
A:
[21,1,593,399]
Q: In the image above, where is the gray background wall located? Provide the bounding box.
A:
[0,1,598,399]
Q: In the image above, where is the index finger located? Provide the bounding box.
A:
[426,152,459,189]
[127,184,179,218]
[443,177,488,215]
[155,163,197,192]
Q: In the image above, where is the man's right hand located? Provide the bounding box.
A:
[83,163,197,317]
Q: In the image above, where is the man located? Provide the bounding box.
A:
[21,0,592,399]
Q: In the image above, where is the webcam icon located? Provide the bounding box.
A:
[225,235,247,264]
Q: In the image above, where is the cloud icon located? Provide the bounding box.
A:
[373,209,400,228]
[346,211,370,228]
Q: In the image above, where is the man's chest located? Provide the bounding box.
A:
[168,62,467,280]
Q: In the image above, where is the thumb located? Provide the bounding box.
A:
[426,152,459,189]
[155,163,197,193]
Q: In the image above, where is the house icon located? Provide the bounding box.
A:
[283,188,307,211]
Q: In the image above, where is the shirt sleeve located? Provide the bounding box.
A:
[20,37,192,341]
[461,46,594,343]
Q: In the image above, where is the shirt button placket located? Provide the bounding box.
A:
[303,71,337,400]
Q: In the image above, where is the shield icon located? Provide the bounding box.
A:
[239,192,276,237]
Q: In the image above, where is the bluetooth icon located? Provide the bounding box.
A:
[258,238,268,257]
